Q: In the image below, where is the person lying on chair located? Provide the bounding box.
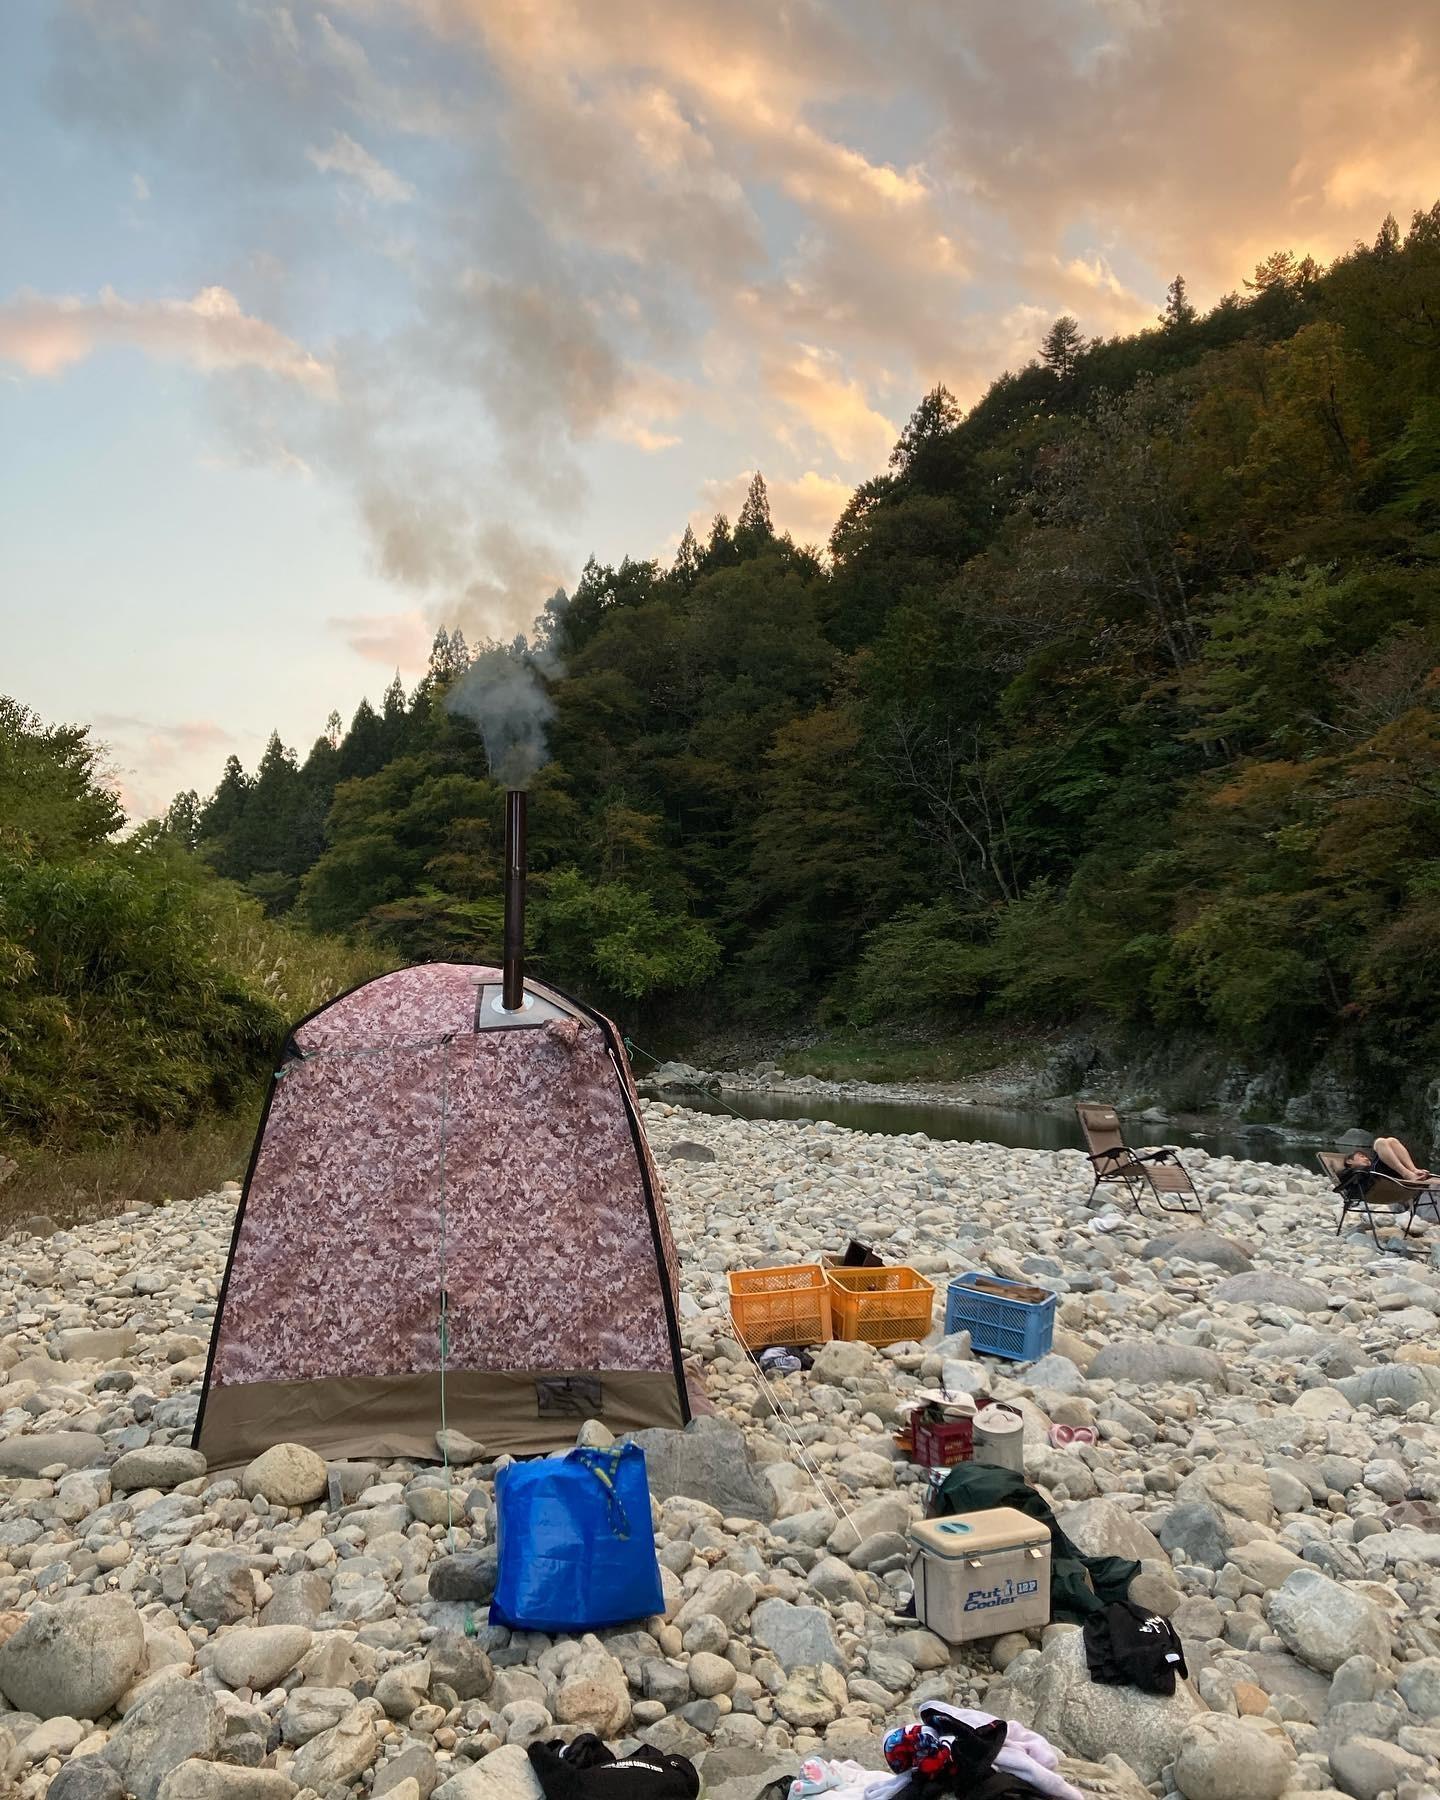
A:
[1343,1136,1435,1193]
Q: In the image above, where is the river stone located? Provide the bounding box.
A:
[103,1681,226,1800]
[427,1549,498,1604]
[553,1648,631,1737]
[1267,1568,1390,1673]
[279,1687,355,1745]
[0,1593,145,1719]
[241,1443,327,1506]
[0,1431,106,1477]
[111,1446,209,1491]
[47,1763,126,1800]
[774,1664,847,1729]
[1173,1716,1292,1800]
[988,1626,1203,1784]
[1329,1736,1436,1800]
[156,1767,298,1800]
[1337,1364,1440,1410]
[211,1625,313,1691]
[749,1598,844,1672]
[1212,1272,1329,1312]
[1396,1657,1440,1719]
[694,1750,799,1800]
[56,1326,137,1360]
[673,1570,756,1631]
[1086,1343,1226,1387]
[1141,1231,1253,1273]
[664,1141,717,1163]
[1058,1499,1166,1564]
[432,1744,543,1800]
[289,1703,381,1791]
[428,1632,493,1700]
[375,1746,441,1800]
[631,1417,774,1521]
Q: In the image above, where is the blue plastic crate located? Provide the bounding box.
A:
[946,1272,1056,1362]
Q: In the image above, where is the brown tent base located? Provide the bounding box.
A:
[200,1367,691,1471]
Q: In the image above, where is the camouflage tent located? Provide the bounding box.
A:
[193,963,690,1467]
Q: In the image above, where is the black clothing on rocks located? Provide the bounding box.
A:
[1083,1600,1188,1695]
[527,1738,699,1800]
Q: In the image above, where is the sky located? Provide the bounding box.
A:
[4,1,1440,820]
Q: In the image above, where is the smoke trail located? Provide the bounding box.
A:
[444,643,555,789]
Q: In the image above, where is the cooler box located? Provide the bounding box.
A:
[909,1507,1051,1643]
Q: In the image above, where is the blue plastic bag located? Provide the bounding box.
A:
[490,1442,664,1633]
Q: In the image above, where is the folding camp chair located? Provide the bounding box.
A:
[1075,1102,1204,1216]
[1317,1149,1437,1252]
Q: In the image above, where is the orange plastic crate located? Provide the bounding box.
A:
[728,1264,832,1349]
[826,1265,935,1346]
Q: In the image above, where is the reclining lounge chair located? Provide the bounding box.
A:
[1317,1149,1438,1251]
[1075,1102,1204,1217]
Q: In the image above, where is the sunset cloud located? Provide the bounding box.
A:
[307,130,415,204]
[0,285,334,390]
[328,608,434,669]
[19,0,1440,813]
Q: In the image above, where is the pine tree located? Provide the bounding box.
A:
[1040,316,1085,380]
[672,524,702,590]
[325,710,343,750]
[449,629,471,672]
[1375,213,1401,258]
[735,472,774,548]
[236,732,303,885]
[336,699,388,781]
[381,671,408,756]
[703,513,737,571]
[162,790,201,850]
[198,754,251,853]
[1159,275,1196,330]
[890,385,963,472]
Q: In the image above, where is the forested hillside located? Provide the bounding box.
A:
[0,700,387,1146]
[170,206,1440,1123]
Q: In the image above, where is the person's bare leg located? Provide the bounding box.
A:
[1375,1137,1430,1181]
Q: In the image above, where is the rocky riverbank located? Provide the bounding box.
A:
[3,1109,1440,1800]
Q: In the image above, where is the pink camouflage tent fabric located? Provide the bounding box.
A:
[193,963,691,1466]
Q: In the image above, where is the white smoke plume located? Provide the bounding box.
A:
[444,643,555,788]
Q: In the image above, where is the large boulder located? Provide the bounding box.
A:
[288,1703,382,1790]
[211,1625,313,1691]
[985,1626,1203,1784]
[1173,1716,1293,1800]
[630,1418,774,1521]
[1337,1364,1440,1410]
[1058,1499,1166,1565]
[102,1681,226,1800]
[111,1447,209,1492]
[0,1431,106,1477]
[0,1594,145,1719]
[1213,1272,1330,1312]
[1086,1343,1226,1387]
[1266,1569,1390,1674]
[431,1745,543,1800]
[241,1444,327,1507]
[1175,1461,1275,1527]
[1141,1231,1252,1273]
[157,1768,297,1800]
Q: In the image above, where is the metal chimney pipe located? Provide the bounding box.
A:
[502,789,527,1011]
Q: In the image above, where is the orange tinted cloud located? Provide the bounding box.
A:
[0,286,334,390]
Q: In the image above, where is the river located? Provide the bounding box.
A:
[649,1085,1311,1169]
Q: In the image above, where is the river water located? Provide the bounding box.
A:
[649,1085,1311,1169]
